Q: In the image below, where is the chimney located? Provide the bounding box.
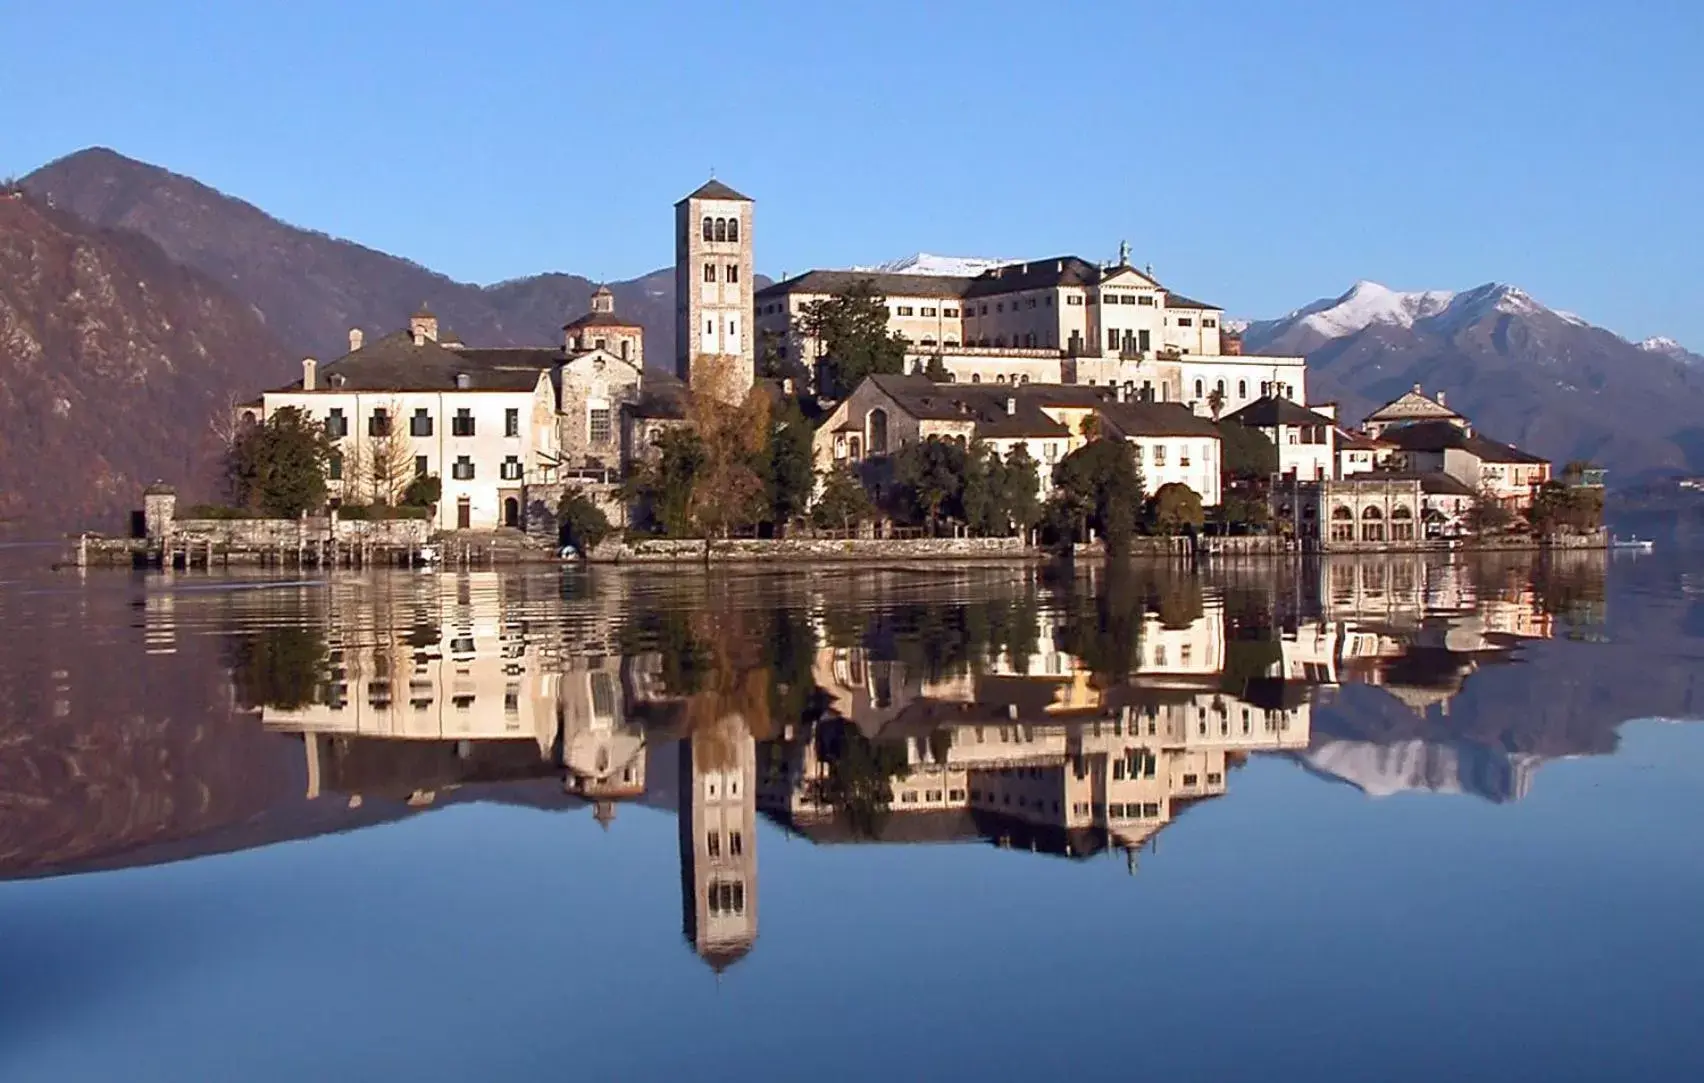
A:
[1056,260,1063,272]
[1006,396,1016,416]
[1412,383,1423,395]
[410,304,439,346]
[302,358,317,391]
[1437,390,1447,407]
[348,328,364,352]
[455,373,471,390]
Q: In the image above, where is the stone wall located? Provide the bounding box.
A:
[167,516,431,547]
[593,535,1032,563]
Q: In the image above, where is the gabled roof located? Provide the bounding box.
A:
[1378,420,1548,464]
[678,178,751,203]
[757,270,973,301]
[268,331,552,393]
[1099,401,1223,439]
[1226,396,1336,429]
[1366,386,1463,423]
[1162,292,1220,311]
[862,375,1072,439]
[564,309,643,331]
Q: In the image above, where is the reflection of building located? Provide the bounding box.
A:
[678,720,758,973]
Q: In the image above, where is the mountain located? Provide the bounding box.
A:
[21,148,681,365]
[1638,336,1704,367]
[0,187,292,529]
[1244,281,1704,481]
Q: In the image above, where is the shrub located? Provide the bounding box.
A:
[402,474,442,508]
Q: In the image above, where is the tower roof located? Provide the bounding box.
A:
[678,178,752,204]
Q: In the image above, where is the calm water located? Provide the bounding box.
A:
[1,551,1701,1081]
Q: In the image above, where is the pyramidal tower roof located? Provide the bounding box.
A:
[678,178,751,203]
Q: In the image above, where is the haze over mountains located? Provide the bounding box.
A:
[3,146,1703,528]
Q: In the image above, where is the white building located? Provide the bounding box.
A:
[1224,396,1338,482]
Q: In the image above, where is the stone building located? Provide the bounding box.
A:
[557,287,644,477]
[675,179,755,400]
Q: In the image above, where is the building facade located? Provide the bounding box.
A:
[675,180,755,399]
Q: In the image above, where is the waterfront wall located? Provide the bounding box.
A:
[165,517,432,547]
[591,535,1032,563]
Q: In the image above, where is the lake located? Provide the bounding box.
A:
[1,551,1701,1081]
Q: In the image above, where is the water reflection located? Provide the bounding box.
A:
[6,548,1694,978]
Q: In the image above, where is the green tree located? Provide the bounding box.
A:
[402,474,441,509]
[227,406,336,517]
[1002,443,1044,537]
[558,489,612,556]
[1206,386,1226,420]
[1147,482,1205,535]
[960,442,1006,536]
[813,463,875,531]
[1527,480,1604,535]
[765,398,816,531]
[797,279,910,399]
[1050,438,1143,554]
[923,353,951,382]
[623,427,706,536]
[894,436,969,533]
[1217,421,1278,481]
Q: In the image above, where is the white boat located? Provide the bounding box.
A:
[416,544,442,565]
[1610,535,1654,552]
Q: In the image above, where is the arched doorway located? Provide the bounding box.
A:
[868,408,889,454]
[504,497,520,528]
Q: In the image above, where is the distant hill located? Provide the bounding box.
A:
[1243,281,1704,481]
[0,187,292,530]
[22,147,684,366]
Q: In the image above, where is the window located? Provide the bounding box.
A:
[707,832,721,857]
[1119,295,1136,305]
[1330,506,1355,542]
[410,408,433,437]
[500,456,522,481]
[971,374,981,383]
[1238,380,1247,398]
[995,302,1004,312]
[943,307,959,317]
[451,456,474,480]
[726,264,739,284]
[727,218,738,243]
[505,408,519,437]
[979,304,987,315]
[1178,317,1194,327]
[1154,445,1167,466]
[729,831,743,856]
[452,408,475,437]
[328,452,343,480]
[368,408,392,437]
[1204,318,1218,328]
[1026,298,1036,309]
[702,216,713,241]
[325,408,348,437]
[1183,774,1199,787]
[714,218,727,242]
[1180,448,1191,467]
[590,407,612,445]
[703,262,716,283]
[896,305,915,316]
[1138,295,1155,306]
[415,454,429,477]
[1194,379,1205,398]
[1067,295,1083,306]
[921,307,937,317]
[1108,328,1119,351]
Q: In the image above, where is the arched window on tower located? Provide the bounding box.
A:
[1194,379,1205,399]
[714,218,728,242]
[702,217,713,241]
[727,217,739,243]
[1238,380,1247,399]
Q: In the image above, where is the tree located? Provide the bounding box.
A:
[226,406,336,517]
[765,397,816,532]
[797,279,910,399]
[894,436,968,534]
[356,398,414,506]
[557,489,612,556]
[1002,444,1044,538]
[1217,421,1278,481]
[1466,485,1516,536]
[813,464,874,531]
[402,473,441,509]
[686,355,772,538]
[960,442,1005,536]
[1147,482,1205,536]
[1206,386,1226,420]
[1050,438,1143,554]
[1528,480,1604,535]
[623,427,706,536]
[923,353,951,383]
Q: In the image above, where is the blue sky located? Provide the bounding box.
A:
[2,0,1699,343]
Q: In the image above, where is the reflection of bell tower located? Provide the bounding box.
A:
[678,719,758,973]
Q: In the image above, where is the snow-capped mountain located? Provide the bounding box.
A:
[1637,336,1704,367]
[1242,280,1704,480]
[853,253,1014,277]
[1297,740,1544,804]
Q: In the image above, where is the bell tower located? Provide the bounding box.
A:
[674,179,754,402]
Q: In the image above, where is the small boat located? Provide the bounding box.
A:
[1610,535,1654,552]
[415,544,442,565]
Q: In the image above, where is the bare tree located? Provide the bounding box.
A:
[356,397,415,506]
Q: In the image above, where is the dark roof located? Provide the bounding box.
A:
[757,269,973,301]
[863,375,1070,439]
[1336,427,1383,451]
[1378,420,1548,464]
[411,304,435,319]
[269,331,551,393]
[678,179,751,203]
[447,346,563,368]
[1162,292,1219,310]
[1226,396,1337,428]
[628,371,691,419]
[1099,401,1223,439]
[963,256,1103,298]
[564,310,643,331]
